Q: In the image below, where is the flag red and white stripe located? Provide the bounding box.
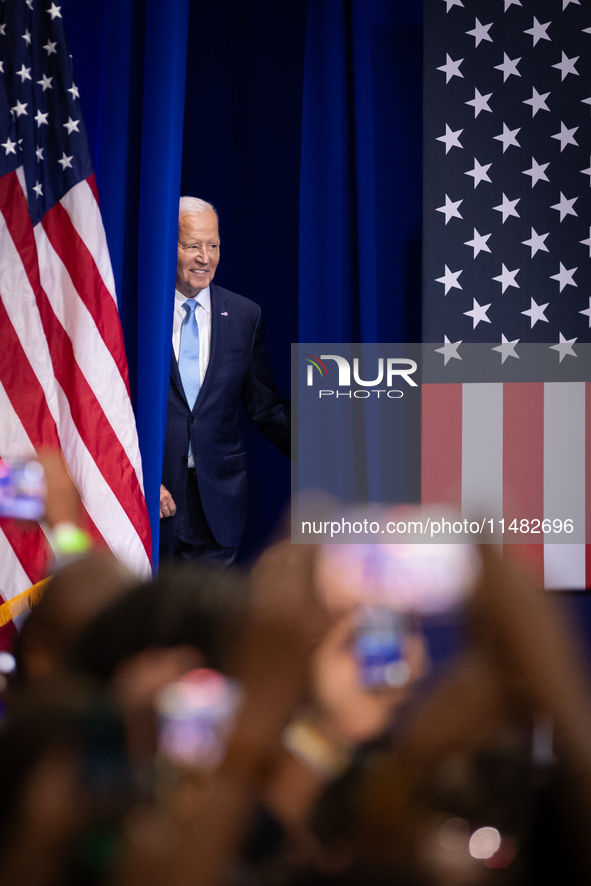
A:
[0,168,152,611]
[422,382,589,590]
[0,1,151,648]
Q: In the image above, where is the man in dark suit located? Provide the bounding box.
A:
[159,197,290,564]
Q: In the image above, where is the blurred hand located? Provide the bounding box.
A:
[249,540,328,641]
[239,542,331,723]
[112,646,204,765]
[469,545,591,730]
[115,543,336,886]
[311,613,428,747]
[160,485,176,519]
[112,646,204,714]
[390,546,591,770]
[36,448,81,528]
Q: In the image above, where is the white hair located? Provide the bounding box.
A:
[179,196,218,218]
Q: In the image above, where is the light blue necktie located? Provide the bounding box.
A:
[179,299,201,409]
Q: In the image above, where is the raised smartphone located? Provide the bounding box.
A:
[0,457,46,521]
[317,540,480,616]
[156,668,242,769]
[317,535,480,689]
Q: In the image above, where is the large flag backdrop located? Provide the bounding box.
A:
[0,0,152,644]
[44,1,591,605]
[422,0,591,589]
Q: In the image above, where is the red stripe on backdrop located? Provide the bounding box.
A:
[87,173,100,206]
[41,200,131,397]
[0,172,152,562]
[586,383,591,589]
[421,383,462,507]
[503,383,544,583]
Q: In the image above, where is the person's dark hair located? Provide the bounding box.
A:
[13,550,136,688]
[70,564,248,683]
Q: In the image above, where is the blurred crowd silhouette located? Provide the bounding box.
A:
[2,463,591,885]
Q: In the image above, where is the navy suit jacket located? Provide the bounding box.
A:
[161,283,290,549]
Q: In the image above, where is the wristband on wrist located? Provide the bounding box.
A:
[49,521,92,557]
[282,718,352,781]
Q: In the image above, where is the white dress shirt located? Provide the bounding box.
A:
[172,287,212,466]
[172,286,212,381]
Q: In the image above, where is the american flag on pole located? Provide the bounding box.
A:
[422,0,591,589]
[0,0,152,619]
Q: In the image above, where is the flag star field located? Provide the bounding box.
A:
[423,0,591,345]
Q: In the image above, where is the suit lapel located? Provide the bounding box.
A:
[192,284,229,414]
[170,351,185,403]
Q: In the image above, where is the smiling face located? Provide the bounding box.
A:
[176,210,220,298]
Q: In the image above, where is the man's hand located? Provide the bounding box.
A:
[159,485,176,519]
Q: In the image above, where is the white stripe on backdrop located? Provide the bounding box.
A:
[462,383,504,545]
[544,383,586,590]
[422,381,587,590]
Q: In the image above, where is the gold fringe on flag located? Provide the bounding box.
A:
[0,578,49,627]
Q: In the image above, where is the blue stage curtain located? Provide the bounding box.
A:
[135,0,190,561]
[298,0,422,505]
[298,0,422,344]
[179,0,308,559]
[62,0,189,565]
[62,0,421,557]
